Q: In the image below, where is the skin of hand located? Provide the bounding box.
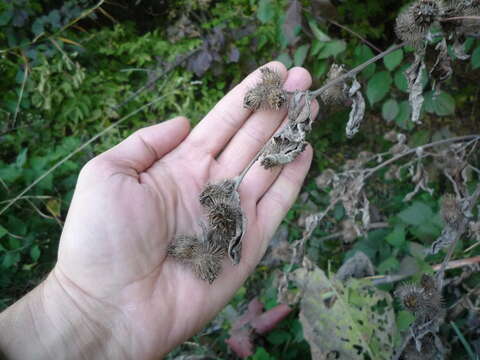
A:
[0,61,318,360]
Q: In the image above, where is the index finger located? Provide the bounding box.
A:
[184,61,287,157]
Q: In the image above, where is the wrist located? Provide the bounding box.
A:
[0,269,129,360]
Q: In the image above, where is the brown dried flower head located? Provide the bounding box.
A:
[167,233,226,283]
[441,193,463,227]
[320,64,348,105]
[199,179,236,208]
[191,240,226,284]
[395,283,427,314]
[167,235,198,261]
[395,0,440,50]
[243,67,287,111]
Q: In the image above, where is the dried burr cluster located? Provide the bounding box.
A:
[395,274,445,357]
[167,179,245,283]
[394,0,480,124]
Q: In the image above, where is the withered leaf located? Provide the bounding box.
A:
[345,78,365,138]
[406,55,426,124]
[430,39,453,90]
[292,262,396,360]
[335,251,375,282]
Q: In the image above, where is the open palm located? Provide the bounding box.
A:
[54,61,317,359]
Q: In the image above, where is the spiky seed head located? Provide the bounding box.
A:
[260,67,283,87]
[244,86,264,110]
[167,235,199,261]
[395,283,427,314]
[243,67,287,111]
[441,193,463,227]
[199,179,236,208]
[266,87,287,110]
[320,64,348,105]
[207,202,241,240]
[412,0,440,28]
[191,241,226,283]
[395,0,440,51]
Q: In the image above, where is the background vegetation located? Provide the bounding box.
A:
[0,0,479,358]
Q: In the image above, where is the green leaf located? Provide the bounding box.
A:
[386,225,406,248]
[382,99,399,122]
[252,347,275,360]
[15,148,28,168]
[383,48,403,71]
[277,52,292,68]
[394,100,414,130]
[354,45,376,78]
[267,330,291,345]
[394,65,409,92]
[472,46,480,69]
[293,265,396,360]
[396,311,414,332]
[257,0,275,23]
[0,225,7,239]
[377,256,400,273]
[30,245,41,262]
[0,9,13,26]
[1,252,19,268]
[312,59,328,79]
[294,44,310,66]
[367,71,392,105]
[317,40,346,59]
[430,91,455,116]
[308,19,331,42]
[397,202,433,226]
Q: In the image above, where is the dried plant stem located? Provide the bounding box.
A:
[0,94,170,216]
[316,222,389,242]
[327,18,383,53]
[12,52,29,127]
[363,135,480,181]
[234,146,265,190]
[310,42,406,98]
[440,16,480,22]
[367,255,480,286]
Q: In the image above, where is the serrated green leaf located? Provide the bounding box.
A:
[394,100,414,130]
[394,65,409,92]
[30,245,41,262]
[367,71,392,105]
[294,44,310,66]
[354,45,376,78]
[386,225,406,248]
[382,99,399,122]
[308,19,331,42]
[257,0,275,23]
[396,311,415,332]
[384,48,403,71]
[397,202,433,226]
[277,52,292,68]
[472,46,480,69]
[0,225,7,239]
[377,256,400,273]
[317,40,346,59]
[15,148,28,168]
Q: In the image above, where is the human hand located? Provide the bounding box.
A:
[0,62,318,360]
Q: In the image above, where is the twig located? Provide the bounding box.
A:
[327,18,383,54]
[310,42,406,98]
[440,16,480,22]
[364,135,480,181]
[12,52,29,127]
[367,255,480,286]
